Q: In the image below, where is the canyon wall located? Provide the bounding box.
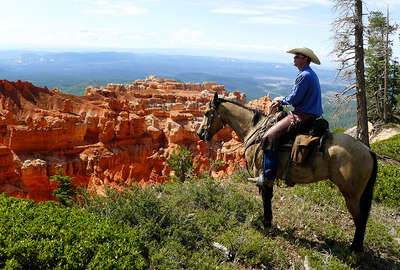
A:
[0,77,268,201]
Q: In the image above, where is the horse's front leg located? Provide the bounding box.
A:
[260,185,274,227]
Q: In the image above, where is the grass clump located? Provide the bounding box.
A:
[374,164,400,207]
[292,180,346,211]
[332,128,346,133]
[298,248,352,270]
[0,193,148,270]
[371,134,400,161]
[370,135,400,207]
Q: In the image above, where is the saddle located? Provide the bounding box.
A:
[280,116,330,164]
[244,111,329,186]
[279,117,329,186]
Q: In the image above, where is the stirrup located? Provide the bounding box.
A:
[257,170,273,188]
[247,177,258,183]
[257,171,264,187]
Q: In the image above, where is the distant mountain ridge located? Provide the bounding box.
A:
[0,50,345,100]
[0,50,355,129]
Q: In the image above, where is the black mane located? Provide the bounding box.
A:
[217,98,264,126]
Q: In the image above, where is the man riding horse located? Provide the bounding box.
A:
[260,47,323,188]
[197,47,377,252]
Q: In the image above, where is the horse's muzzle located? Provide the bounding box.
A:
[197,129,205,141]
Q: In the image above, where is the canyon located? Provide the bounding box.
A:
[0,77,270,202]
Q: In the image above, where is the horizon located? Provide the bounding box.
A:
[1,0,399,68]
[0,47,339,70]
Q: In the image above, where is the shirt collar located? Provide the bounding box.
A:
[300,65,311,72]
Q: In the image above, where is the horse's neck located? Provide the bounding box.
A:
[218,102,258,141]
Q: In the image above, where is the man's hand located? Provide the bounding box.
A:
[271,99,280,109]
[268,99,281,115]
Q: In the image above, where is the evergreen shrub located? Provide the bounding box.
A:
[374,164,400,207]
[371,134,400,161]
[0,194,148,270]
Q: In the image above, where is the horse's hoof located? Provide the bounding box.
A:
[263,221,272,228]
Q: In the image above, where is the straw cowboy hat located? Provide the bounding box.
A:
[287,47,321,65]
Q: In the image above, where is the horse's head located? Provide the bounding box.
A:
[197,92,225,141]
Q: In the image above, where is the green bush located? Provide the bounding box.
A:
[165,145,197,182]
[77,178,293,269]
[50,167,77,207]
[371,134,400,161]
[0,194,148,269]
[332,128,346,133]
[374,164,400,207]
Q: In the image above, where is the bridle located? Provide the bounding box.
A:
[203,101,226,141]
[202,101,246,157]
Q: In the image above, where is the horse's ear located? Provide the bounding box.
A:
[213,92,218,105]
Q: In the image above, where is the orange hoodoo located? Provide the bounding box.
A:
[0,77,271,202]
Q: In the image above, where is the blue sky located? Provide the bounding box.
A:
[1,0,399,66]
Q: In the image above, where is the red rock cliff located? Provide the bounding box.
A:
[0,77,263,201]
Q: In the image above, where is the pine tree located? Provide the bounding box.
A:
[365,10,399,123]
[50,167,77,207]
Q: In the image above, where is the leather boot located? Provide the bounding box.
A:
[260,150,278,187]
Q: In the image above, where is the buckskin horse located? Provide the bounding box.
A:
[197,93,377,252]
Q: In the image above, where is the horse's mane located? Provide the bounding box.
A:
[216,98,265,126]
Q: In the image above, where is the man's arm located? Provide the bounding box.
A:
[280,73,309,107]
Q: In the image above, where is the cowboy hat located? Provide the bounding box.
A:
[287,47,321,65]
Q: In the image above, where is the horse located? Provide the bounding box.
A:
[197,93,377,252]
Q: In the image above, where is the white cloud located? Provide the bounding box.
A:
[211,8,263,15]
[294,0,332,7]
[259,5,300,11]
[78,30,99,40]
[211,0,332,15]
[210,0,333,27]
[125,34,146,41]
[243,15,298,25]
[85,1,149,15]
[170,29,204,45]
[169,29,284,52]
[116,2,149,15]
[366,0,400,8]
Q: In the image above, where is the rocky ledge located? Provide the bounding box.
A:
[0,76,260,201]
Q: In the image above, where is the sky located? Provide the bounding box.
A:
[1,0,400,67]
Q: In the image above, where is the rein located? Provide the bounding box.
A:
[203,100,278,176]
[204,103,226,142]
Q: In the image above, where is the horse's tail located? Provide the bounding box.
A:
[359,150,378,227]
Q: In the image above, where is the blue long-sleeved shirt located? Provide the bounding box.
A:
[280,65,323,117]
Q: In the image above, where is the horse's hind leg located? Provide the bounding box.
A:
[260,185,274,227]
[347,152,377,252]
[344,196,365,252]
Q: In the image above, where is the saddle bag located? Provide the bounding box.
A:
[290,134,320,165]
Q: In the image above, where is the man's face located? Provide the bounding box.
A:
[293,54,308,68]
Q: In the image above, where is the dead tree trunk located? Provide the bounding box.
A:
[354,0,370,146]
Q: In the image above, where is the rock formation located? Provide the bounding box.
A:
[0,77,257,202]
